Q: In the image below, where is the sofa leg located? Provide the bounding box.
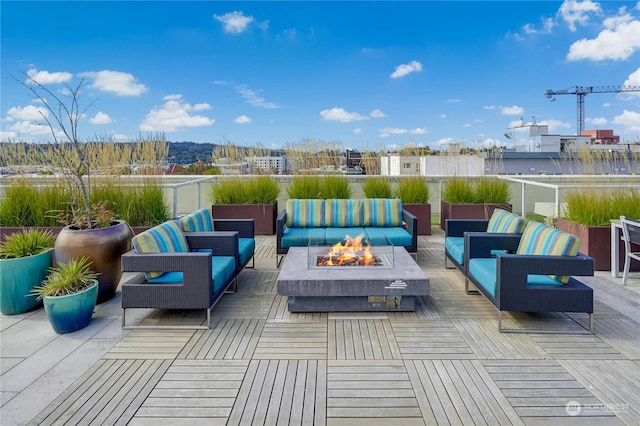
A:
[498,309,594,334]
[122,308,126,329]
[277,255,285,268]
[465,278,480,295]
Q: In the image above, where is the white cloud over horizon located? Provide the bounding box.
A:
[320,107,368,122]
[139,94,214,132]
[390,60,423,78]
[81,70,148,96]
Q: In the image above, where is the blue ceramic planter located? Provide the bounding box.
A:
[43,280,98,334]
[0,249,52,315]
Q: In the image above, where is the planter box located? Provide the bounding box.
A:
[212,202,277,235]
[556,218,640,272]
[440,202,512,230]
[403,203,431,235]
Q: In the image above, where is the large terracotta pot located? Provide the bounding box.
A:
[211,202,277,235]
[54,220,133,303]
[440,201,512,230]
[403,203,432,235]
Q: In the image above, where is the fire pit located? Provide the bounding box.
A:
[310,235,393,269]
[277,239,429,312]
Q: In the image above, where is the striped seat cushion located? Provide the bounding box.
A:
[516,221,581,283]
[286,199,325,228]
[362,198,403,227]
[486,208,526,233]
[131,220,190,279]
[179,208,214,232]
[324,199,364,227]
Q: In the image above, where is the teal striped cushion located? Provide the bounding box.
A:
[516,221,581,283]
[362,199,403,227]
[179,208,214,232]
[286,199,325,228]
[325,199,363,227]
[132,220,190,279]
[486,208,526,233]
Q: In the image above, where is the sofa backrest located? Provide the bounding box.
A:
[362,198,403,227]
[325,199,364,227]
[486,208,526,233]
[286,198,405,228]
[179,208,214,232]
[286,199,325,228]
[131,220,190,279]
[516,221,581,283]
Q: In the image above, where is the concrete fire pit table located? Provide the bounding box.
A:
[277,246,429,312]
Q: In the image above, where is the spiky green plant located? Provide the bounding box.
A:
[287,176,323,199]
[0,229,55,259]
[475,177,510,204]
[396,177,430,204]
[362,177,393,198]
[321,176,351,199]
[31,257,99,299]
[564,188,640,226]
[441,177,477,204]
[209,177,280,204]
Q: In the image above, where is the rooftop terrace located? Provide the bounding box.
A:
[2,230,640,425]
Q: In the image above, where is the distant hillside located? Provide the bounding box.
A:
[167,142,216,164]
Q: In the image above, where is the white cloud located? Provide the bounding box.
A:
[5,120,54,137]
[500,105,525,115]
[446,98,461,103]
[81,70,148,96]
[320,107,368,122]
[139,94,214,132]
[236,85,280,108]
[390,60,422,78]
[90,111,113,124]
[483,105,497,110]
[567,13,640,61]
[352,128,363,134]
[378,127,427,138]
[602,102,611,108]
[234,115,252,124]
[613,109,640,132]
[26,68,72,84]
[558,0,602,32]
[370,109,387,118]
[214,11,254,34]
[438,114,447,119]
[587,117,607,126]
[6,105,48,121]
[623,68,640,97]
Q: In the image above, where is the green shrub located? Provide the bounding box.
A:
[0,179,68,227]
[564,188,640,226]
[396,177,430,204]
[321,176,351,199]
[475,177,510,204]
[210,177,280,204]
[441,177,477,204]
[121,180,170,226]
[287,176,323,199]
[362,177,393,198]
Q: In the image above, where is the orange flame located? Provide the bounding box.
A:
[323,234,374,266]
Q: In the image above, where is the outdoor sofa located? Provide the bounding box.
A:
[276,198,418,267]
[463,220,594,333]
[120,209,255,329]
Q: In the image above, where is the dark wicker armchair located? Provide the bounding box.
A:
[121,231,239,329]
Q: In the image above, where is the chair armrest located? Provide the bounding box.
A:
[184,231,239,259]
[497,252,595,278]
[276,209,287,251]
[402,209,418,252]
[122,250,212,282]
[464,232,522,261]
[446,219,489,237]
[213,219,254,238]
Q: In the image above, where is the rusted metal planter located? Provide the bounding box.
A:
[440,201,512,230]
[211,202,277,235]
[403,203,432,235]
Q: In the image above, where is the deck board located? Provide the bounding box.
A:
[17,233,640,426]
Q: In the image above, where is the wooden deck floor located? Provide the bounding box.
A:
[4,231,640,425]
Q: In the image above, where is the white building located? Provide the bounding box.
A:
[380,155,485,176]
[246,156,287,174]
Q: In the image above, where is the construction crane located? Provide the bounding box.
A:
[545,85,640,135]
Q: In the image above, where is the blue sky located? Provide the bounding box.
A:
[2,1,639,151]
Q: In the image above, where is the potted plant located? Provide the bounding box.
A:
[210,176,280,235]
[396,177,431,235]
[440,177,512,230]
[31,256,99,334]
[286,175,351,199]
[557,188,640,271]
[0,229,55,315]
[14,75,135,303]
